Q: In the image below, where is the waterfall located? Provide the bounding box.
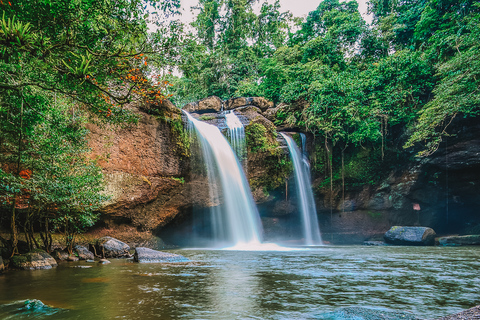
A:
[184,111,262,247]
[224,111,246,163]
[280,133,323,245]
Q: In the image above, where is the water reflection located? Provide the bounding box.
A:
[1,247,480,319]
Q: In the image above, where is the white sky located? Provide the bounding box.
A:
[175,0,372,25]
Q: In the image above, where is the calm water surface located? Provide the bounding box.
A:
[1,246,479,319]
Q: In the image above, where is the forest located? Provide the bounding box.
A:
[1,0,479,256]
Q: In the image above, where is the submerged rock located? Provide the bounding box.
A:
[134,247,189,263]
[0,299,63,317]
[438,235,480,246]
[384,226,436,246]
[92,236,130,258]
[74,245,95,260]
[316,307,420,320]
[11,251,58,270]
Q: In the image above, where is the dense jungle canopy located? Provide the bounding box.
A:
[1,0,479,254]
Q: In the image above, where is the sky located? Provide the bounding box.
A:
[174,0,372,25]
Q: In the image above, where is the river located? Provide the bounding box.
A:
[1,246,479,319]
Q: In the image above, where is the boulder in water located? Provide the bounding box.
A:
[11,251,58,270]
[438,235,480,246]
[74,245,95,260]
[92,236,130,258]
[384,226,436,246]
[51,248,69,261]
[316,307,420,320]
[134,247,189,263]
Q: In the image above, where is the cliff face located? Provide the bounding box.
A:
[316,118,480,243]
[88,98,480,245]
[86,103,194,232]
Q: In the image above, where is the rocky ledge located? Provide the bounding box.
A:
[438,235,480,246]
[384,226,436,246]
[134,247,189,263]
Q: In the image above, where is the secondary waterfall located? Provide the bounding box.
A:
[225,111,246,162]
[281,133,323,245]
[184,111,262,247]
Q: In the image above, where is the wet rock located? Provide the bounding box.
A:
[92,236,130,258]
[134,247,189,263]
[67,255,79,262]
[434,304,480,320]
[99,259,111,264]
[384,226,436,246]
[11,251,58,270]
[0,299,63,317]
[316,306,420,320]
[74,245,95,260]
[51,248,69,261]
[0,256,4,273]
[183,96,222,113]
[438,235,480,246]
[363,241,388,246]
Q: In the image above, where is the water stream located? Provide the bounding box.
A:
[281,133,323,245]
[224,110,246,163]
[184,111,262,247]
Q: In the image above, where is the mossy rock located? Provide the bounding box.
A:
[11,251,58,270]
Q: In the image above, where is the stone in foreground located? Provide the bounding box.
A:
[438,235,480,246]
[384,226,436,246]
[134,247,189,263]
[316,307,420,320]
[11,251,58,270]
[92,236,130,258]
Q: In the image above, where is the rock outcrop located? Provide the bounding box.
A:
[91,236,130,258]
[438,235,480,246]
[134,247,189,263]
[384,226,436,246]
[11,251,58,270]
[183,96,223,113]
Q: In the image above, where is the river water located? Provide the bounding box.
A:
[1,246,479,319]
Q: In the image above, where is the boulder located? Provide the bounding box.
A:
[74,245,95,260]
[384,226,436,246]
[224,97,248,110]
[134,247,189,263]
[67,255,79,262]
[249,97,274,112]
[0,256,4,273]
[11,251,58,270]
[183,96,222,113]
[92,236,130,258]
[51,248,69,261]
[438,235,480,246]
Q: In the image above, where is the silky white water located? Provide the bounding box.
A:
[281,133,323,245]
[184,111,262,247]
[224,111,246,163]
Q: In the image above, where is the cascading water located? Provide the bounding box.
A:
[224,111,246,163]
[281,133,323,245]
[184,111,262,247]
